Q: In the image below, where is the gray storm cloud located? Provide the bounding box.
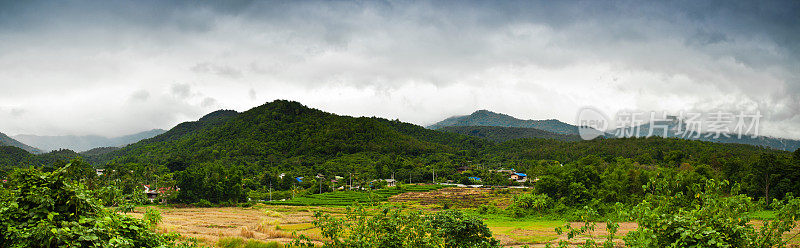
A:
[0,0,798,138]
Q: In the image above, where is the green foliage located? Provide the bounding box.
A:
[428,210,499,248]
[175,162,245,204]
[439,126,582,143]
[0,163,193,247]
[507,193,551,217]
[293,207,500,248]
[476,204,499,215]
[144,208,163,230]
[268,185,449,206]
[548,207,618,248]
[624,179,800,247]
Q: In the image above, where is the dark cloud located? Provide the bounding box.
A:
[0,0,797,138]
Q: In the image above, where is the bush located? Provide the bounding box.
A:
[507,193,551,217]
[292,207,500,248]
[624,179,800,248]
[195,199,213,207]
[144,208,163,229]
[476,205,499,215]
[0,164,193,247]
[428,210,499,248]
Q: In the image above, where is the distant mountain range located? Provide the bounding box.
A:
[0,132,42,154]
[13,129,166,152]
[430,110,800,151]
[427,110,583,135]
[609,117,800,151]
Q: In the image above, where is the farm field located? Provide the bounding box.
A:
[128,186,800,248]
[265,184,452,206]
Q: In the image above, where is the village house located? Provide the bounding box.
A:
[369,178,397,187]
[143,184,178,203]
[510,172,527,182]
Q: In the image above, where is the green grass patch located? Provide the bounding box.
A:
[749,210,776,220]
[480,214,565,244]
[217,237,286,248]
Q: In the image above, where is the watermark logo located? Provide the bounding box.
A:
[577,107,609,140]
[576,107,762,141]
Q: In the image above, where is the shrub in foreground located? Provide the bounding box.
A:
[293,207,500,248]
[0,164,194,248]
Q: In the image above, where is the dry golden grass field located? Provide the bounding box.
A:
[127,187,800,247]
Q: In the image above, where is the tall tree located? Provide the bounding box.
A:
[753,153,781,202]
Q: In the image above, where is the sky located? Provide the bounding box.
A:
[0,0,798,139]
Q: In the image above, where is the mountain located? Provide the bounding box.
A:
[610,117,800,151]
[0,132,42,154]
[95,100,487,166]
[427,110,583,135]
[439,126,583,143]
[13,129,166,152]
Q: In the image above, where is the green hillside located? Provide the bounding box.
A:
[1,100,798,206]
[427,110,583,135]
[439,126,583,143]
[0,132,42,154]
[96,100,481,167]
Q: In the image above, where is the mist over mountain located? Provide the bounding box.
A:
[610,118,800,151]
[430,110,800,151]
[427,110,583,135]
[0,132,42,154]
[13,129,166,152]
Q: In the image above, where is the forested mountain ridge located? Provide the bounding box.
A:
[440,126,583,143]
[14,129,166,152]
[94,100,481,167]
[1,99,799,205]
[431,110,800,151]
[0,132,42,154]
[427,110,584,135]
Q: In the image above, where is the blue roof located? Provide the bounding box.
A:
[468,177,482,181]
[295,177,303,182]
[513,173,527,177]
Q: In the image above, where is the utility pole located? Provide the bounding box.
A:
[432,170,436,184]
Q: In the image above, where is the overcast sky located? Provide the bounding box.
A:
[0,0,798,139]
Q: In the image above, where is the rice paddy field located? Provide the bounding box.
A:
[128,186,800,248]
[264,184,451,206]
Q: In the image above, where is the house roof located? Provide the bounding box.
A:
[513,173,527,177]
[295,177,303,182]
[468,177,481,181]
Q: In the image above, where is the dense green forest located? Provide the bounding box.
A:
[1,100,798,208]
[439,126,583,143]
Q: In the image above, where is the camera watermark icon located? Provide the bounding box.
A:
[576,107,609,140]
